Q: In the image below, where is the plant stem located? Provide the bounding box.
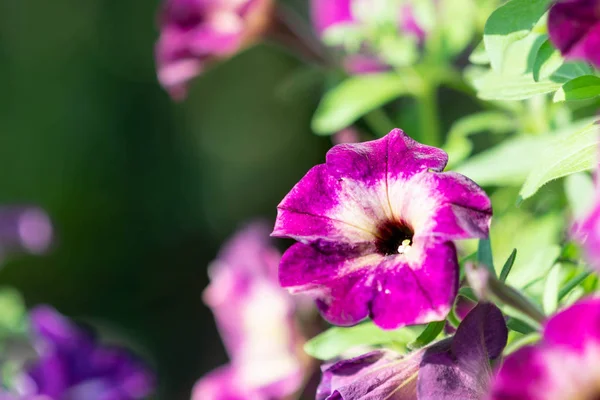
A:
[416,81,441,147]
[363,108,397,137]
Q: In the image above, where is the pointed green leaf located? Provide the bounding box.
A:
[499,249,518,282]
[407,320,445,350]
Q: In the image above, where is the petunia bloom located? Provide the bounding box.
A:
[490,297,600,400]
[0,207,52,260]
[317,302,508,400]
[192,222,307,400]
[155,0,274,99]
[548,0,600,69]
[273,129,492,329]
[16,306,155,400]
[310,0,426,73]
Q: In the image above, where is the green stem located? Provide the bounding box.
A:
[363,108,397,137]
[416,82,441,147]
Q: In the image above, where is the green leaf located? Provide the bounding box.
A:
[312,73,417,135]
[407,320,445,350]
[437,0,476,57]
[303,321,420,360]
[532,39,563,82]
[520,120,599,199]
[478,238,495,276]
[473,70,562,100]
[565,173,596,220]
[558,271,592,301]
[444,112,515,168]
[469,41,490,65]
[455,135,553,186]
[499,249,518,282]
[483,0,552,71]
[506,317,537,334]
[553,75,600,102]
[542,263,561,315]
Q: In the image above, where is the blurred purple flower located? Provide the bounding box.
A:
[192,222,308,400]
[0,207,52,258]
[155,0,274,99]
[490,297,600,400]
[310,0,426,73]
[273,129,492,329]
[16,306,154,400]
[316,303,507,400]
[548,0,600,69]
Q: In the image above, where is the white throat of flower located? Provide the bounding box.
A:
[397,239,412,255]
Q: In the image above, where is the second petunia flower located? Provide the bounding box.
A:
[273,129,492,329]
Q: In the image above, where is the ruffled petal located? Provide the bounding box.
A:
[370,241,458,329]
[418,303,507,400]
[273,164,382,244]
[543,297,600,352]
[391,171,492,241]
[316,350,422,400]
[274,130,450,245]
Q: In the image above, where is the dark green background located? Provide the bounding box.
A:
[0,1,329,398]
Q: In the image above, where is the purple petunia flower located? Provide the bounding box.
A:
[16,306,155,400]
[273,129,492,330]
[155,0,274,99]
[548,0,600,69]
[0,207,52,260]
[317,302,508,400]
[192,222,308,400]
[490,297,600,400]
[310,0,426,73]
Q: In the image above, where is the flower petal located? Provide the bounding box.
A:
[418,303,508,400]
[577,199,600,271]
[489,346,548,400]
[548,0,600,68]
[543,297,600,352]
[274,129,449,245]
[390,172,492,241]
[273,164,382,244]
[316,350,422,400]
[370,241,458,329]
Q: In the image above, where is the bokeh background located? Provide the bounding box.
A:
[0,1,330,398]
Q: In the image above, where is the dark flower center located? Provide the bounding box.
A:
[376,221,414,256]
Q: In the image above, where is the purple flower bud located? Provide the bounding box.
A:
[548,0,600,69]
[155,0,274,99]
[18,306,155,400]
[0,207,52,259]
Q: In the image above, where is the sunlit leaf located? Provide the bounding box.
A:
[303,321,420,360]
[532,39,563,82]
[312,73,418,135]
[520,120,599,199]
[553,75,600,102]
[483,0,552,71]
